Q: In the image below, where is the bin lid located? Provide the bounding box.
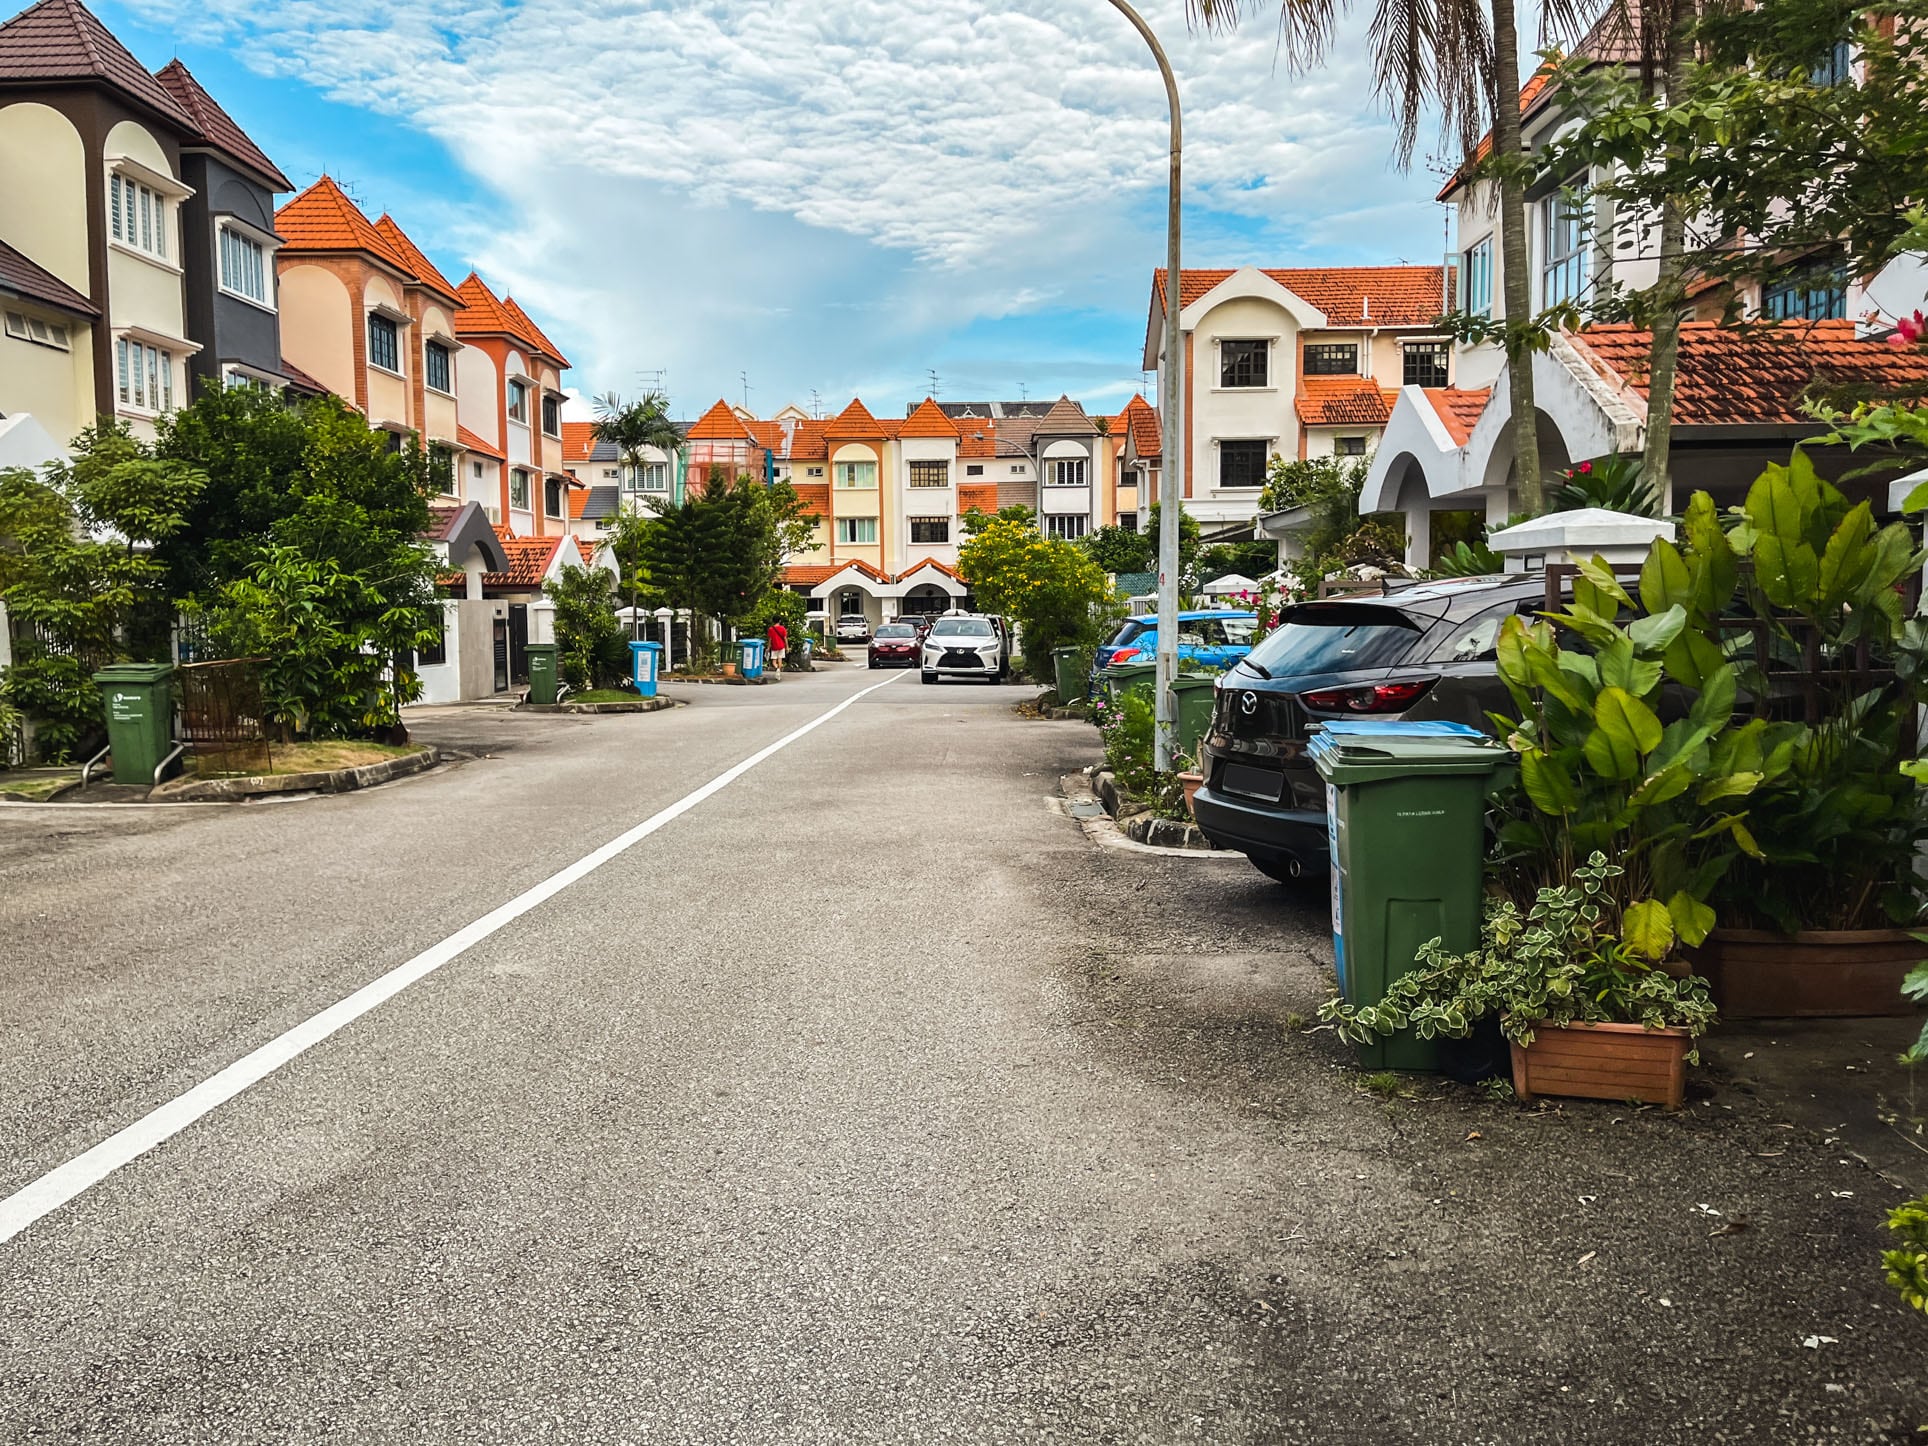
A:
[91,662,175,684]
[1104,661,1158,677]
[1168,673,1219,691]
[1307,718,1510,782]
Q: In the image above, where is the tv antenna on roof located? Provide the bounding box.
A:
[739,370,751,411]
[926,368,941,399]
[809,388,823,419]
[1018,381,1029,402]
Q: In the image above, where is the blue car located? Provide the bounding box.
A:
[1094,609,1258,679]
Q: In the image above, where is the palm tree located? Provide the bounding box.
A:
[592,391,683,636]
[1193,0,1591,515]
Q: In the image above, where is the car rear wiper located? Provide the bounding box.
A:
[1239,660,1272,679]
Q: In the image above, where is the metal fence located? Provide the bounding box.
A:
[178,658,271,777]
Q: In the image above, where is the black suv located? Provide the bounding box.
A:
[1193,574,1550,883]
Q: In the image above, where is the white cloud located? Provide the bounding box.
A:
[135,0,1451,410]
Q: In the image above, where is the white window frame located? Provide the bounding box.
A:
[1043,513,1089,541]
[908,515,950,544]
[106,160,188,266]
[4,309,71,351]
[1045,457,1088,487]
[1541,179,1592,307]
[507,378,530,424]
[423,337,455,396]
[837,516,878,544]
[834,460,877,488]
[115,336,175,414]
[215,218,276,311]
[1461,235,1493,317]
[509,468,532,510]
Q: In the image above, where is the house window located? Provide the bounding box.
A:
[1219,339,1269,388]
[1303,343,1359,376]
[1335,436,1368,457]
[3,310,70,350]
[1043,514,1089,541]
[368,314,400,373]
[835,460,877,488]
[109,172,168,260]
[602,468,619,480]
[545,476,564,516]
[806,466,824,477]
[217,225,269,306]
[472,460,485,480]
[1542,180,1591,306]
[909,516,950,544]
[1461,236,1493,317]
[1402,341,1450,388]
[908,459,949,488]
[507,379,529,423]
[966,464,984,476]
[1218,439,1268,488]
[509,468,531,510]
[1045,457,1087,486]
[416,615,447,668]
[1761,261,1847,321]
[115,337,174,412]
[1812,39,1852,86]
[542,394,562,437]
[837,516,878,544]
[1117,512,1138,532]
[1009,464,1025,474]
[424,340,452,394]
[430,446,456,495]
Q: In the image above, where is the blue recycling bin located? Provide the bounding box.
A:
[739,637,766,680]
[629,640,663,698]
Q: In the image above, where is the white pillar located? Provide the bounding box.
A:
[1406,506,1431,569]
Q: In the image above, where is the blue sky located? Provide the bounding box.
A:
[99,0,1454,421]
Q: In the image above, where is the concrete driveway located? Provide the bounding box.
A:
[0,662,1921,1442]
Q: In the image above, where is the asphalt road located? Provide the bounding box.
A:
[0,662,1922,1443]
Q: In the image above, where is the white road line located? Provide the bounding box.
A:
[0,670,905,1244]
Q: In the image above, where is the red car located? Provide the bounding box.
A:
[867,621,921,668]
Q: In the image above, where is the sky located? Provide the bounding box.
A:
[96,0,1458,421]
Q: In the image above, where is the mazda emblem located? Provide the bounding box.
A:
[1239,691,1259,716]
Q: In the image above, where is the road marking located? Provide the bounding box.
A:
[0,669,904,1244]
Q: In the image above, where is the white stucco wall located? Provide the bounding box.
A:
[0,103,88,292]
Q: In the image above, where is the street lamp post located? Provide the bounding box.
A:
[1103,0,1184,771]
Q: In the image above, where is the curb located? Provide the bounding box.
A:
[150,746,440,801]
[1057,771,1242,860]
[517,697,681,714]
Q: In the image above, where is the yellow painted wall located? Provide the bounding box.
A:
[277,265,356,398]
[0,103,88,292]
[0,325,93,443]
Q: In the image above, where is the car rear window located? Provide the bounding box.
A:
[1108,620,1147,647]
[1242,603,1422,676]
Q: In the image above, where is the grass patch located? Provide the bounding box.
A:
[191,740,421,778]
[0,770,79,801]
[567,689,640,703]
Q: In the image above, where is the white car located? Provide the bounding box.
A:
[836,614,870,642]
[921,614,1007,684]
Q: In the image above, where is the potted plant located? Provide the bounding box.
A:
[1320,853,1718,1108]
[1176,746,1204,817]
[1653,456,1928,1015]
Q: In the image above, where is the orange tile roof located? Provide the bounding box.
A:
[483,535,565,590]
[1569,320,1928,428]
[502,296,571,369]
[453,272,546,356]
[898,557,962,583]
[561,420,596,462]
[1436,71,1555,201]
[787,420,830,461]
[957,421,997,459]
[781,564,842,586]
[276,177,414,272]
[1296,376,1399,426]
[568,489,591,520]
[793,482,830,515]
[686,398,759,442]
[1154,265,1452,328]
[574,539,598,567]
[1421,387,1490,446]
[899,398,960,438]
[957,482,1000,515]
[457,424,503,461]
[826,398,885,438]
[371,215,460,304]
[1119,394,1161,457]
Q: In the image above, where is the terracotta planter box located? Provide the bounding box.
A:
[1178,770,1204,817]
[1510,1022,1691,1110]
[1686,927,1923,1019]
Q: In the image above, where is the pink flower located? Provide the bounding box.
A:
[1578,460,1593,474]
[1888,311,1927,349]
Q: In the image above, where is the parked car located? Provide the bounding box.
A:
[1095,610,1258,680]
[1192,576,1543,884]
[867,621,921,668]
[921,614,1009,684]
[836,613,871,643]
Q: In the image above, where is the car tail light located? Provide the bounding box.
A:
[1110,647,1141,664]
[1299,679,1436,714]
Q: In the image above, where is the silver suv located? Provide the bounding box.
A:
[920,614,1007,684]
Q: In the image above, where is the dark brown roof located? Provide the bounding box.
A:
[152,59,290,192]
[278,358,329,396]
[0,236,95,315]
[0,0,196,130]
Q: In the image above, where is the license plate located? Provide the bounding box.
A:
[1220,762,1284,803]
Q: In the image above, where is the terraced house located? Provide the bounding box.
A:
[0,0,293,462]
[1145,264,1454,536]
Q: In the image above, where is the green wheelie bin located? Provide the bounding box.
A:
[525,643,560,705]
[1101,660,1158,708]
[1051,646,1084,705]
[1307,719,1511,1071]
[1168,674,1218,758]
[92,662,175,785]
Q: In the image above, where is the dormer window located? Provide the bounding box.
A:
[367,314,400,374]
[508,379,529,424]
[110,172,169,260]
[424,340,452,394]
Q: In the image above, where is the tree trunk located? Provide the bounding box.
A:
[1491,0,1544,516]
[1640,20,1695,508]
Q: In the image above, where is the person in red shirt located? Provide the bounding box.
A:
[767,620,788,672]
